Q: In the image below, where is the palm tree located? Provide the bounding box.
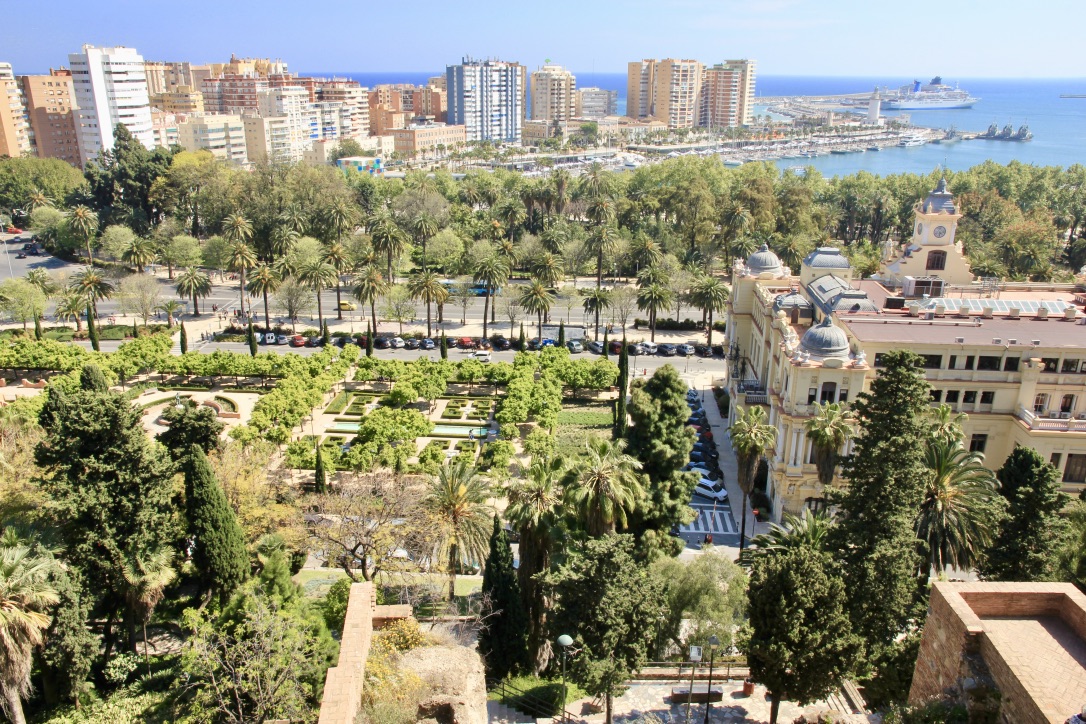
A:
[54,291,87,333]
[24,269,57,298]
[519,279,556,341]
[322,198,356,245]
[740,510,833,566]
[636,282,673,342]
[296,259,338,330]
[582,288,611,341]
[422,460,493,602]
[629,235,663,271]
[25,188,53,212]
[917,441,1002,574]
[279,203,309,237]
[352,264,389,335]
[226,239,257,318]
[156,299,185,328]
[123,236,158,273]
[407,270,448,338]
[321,242,352,320]
[473,255,510,339]
[0,532,60,724]
[411,212,440,270]
[529,252,564,288]
[564,437,642,537]
[730,405,777,549]
[928,403,968,446]
[804,402,853,488]
[67,205,98,262]
[586,224,619,289]
[67,269,114,315]
[493,197,527,240]
[689,275,729,347]
[121,546,176,674]
[505,455,565,673]
[175,267,212,315]
[246,263,282,331]
[369,212,408,282]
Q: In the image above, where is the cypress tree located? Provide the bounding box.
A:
[439,331,448,359]
[366,322,374,357]
[80,364,109,392]
[980,446,1067,581]
[602,331,609,360]
[87,304,99,352]
[322,321,331,346]
[184,445,250,603]
[247,320,258,357]
[614,341,629,439]
[314,442,327,493]
[828,350,930,678]
[478,515,527,680]
[179,321,188,354]
[557,320,566,346]
[34,314,43,341]
[132,319,139,339]
[518,323,526,351]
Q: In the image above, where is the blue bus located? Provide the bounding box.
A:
[439,279,501,297]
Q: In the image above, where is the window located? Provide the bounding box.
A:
[807,387,817,405]
[1064,454,1086,484]
[1061,394,1076,413]
[949,355,956,369]
[931,389,943,402]
[965,356,975,370]
[1004,357,1020,372]
[1042,358,1059,373]
[963,391,977,404]
[1034,393,1049,413]
[820,382,837,404]
[926,250,947,271]
[977,356,1001,371]
[838,389,849,403]
[873,353,886,368]
[945,390,960,403]
[1063,359,1081,374]
[1051,453,1062,470]
[969,434,988,454]
[980,391,995,404]
[805,497,827,513]
[921,354,943,369]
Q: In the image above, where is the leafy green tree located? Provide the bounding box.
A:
[564,437,642,537]
[730,405,777,549]
[321,576,352,634]
[184,446,250,604]
[157,399,224,460]
[422,460,492,601]
[981,446,1068,581]
[159,234,202,280]
[652,550,746,656]
[478,516,528,680]
[545,535,665,724]
[829,350,929,693]
[83,124,173,234]
[746,546,863,724]
[0,279,48,332]
[0,156,84,213]
[624,365,696,560]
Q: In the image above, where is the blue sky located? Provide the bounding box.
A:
[5,0,1083,78]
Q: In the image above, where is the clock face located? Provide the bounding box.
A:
[933,225,947,238]
[916,223,922,235]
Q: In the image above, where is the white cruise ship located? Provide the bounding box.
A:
[883,77,979,110]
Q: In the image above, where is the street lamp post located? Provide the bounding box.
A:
[557,634,573,722]
[703,635,720,724]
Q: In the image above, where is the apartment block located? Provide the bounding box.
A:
[19,68,80,167]
[177,114,247,164]
[626,58,703,129]
[144,61,211,95]
[201,74,269,114]
[245,87,318,164]
[529,65,576,123]
[411,86,446,122]
[151,110,179,148]
[269,73,317,103]
[427,75,446,92]
[370,106,407,135]
[0,63,32,158]
[317,80,370,138]
[700,60,755,128]
[209,55,287,78]
[69,45,155,164]
[575,87,618,119]
[150,85,205,114]
[387,122,465,156]
[447,57,525,143]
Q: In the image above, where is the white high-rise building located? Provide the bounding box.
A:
[446,58,525,143]
[69,45,154,164]
[245,86,318,163]
[529,65,576,123]
[575,87,619,119]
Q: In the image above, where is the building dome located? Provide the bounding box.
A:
[773,290,812,313]
[803,247,851,270]
[921,177,957,214]
[799,317,850,358]
[746,244,782,275]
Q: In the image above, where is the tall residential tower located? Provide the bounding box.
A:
[68,45,154,164]
[626,59,703,129]
[529,64,576,123]
[0,63,32,158]
[446,58,525,143]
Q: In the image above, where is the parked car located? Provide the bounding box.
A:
[679,342,696,356]
[265,332,278,344]
[492,337,511,351]
[445,337,458,349]
[694,344,712,357]
[15,252,26,259]
[711,344,725,357]
[374,336,392,349]
[458,337,476,350]
[5,226,23,234]
[289,335,306,347]
[641,341,659,355]
[332,336,348,347]
[608,340,624,355]
[658,343,678,356]
[566,340,584,353]
[694,480,729,502]
[476,337,492,350]
[527,338,555,351]
[22,243,34,251]
[404,337,421,350]
[473,350,493,363]
[686,389,700,401]
[355,335,368,348]
[587,340,604,354]
[421,338,436,350]
[304,336,318,347]
[276,334,290,345]
[390,336,406,349]
[337,300,357,311]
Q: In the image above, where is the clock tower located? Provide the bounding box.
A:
[878,177,975,285]
[912,176,962,248]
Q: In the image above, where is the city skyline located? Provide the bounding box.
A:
[4,0,1084,79]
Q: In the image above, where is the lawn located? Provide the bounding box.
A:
[555,401,613,457]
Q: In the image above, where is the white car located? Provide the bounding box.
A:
[641,341,658,355]
[390,336,406,349]
[472,350,493,363]
[679,342,697,356]
[264,332,277,344]
[694,479,728,502]
[276,334,290,345]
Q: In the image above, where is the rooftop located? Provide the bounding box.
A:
[840,314,1086,349]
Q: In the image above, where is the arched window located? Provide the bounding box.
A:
[926,250,947,271]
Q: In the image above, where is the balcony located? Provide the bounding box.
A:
[1016,406,1086,432]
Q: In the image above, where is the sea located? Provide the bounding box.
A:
[308,72,1086,177]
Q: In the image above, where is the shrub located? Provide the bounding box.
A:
[633,317,704,331]
[213,395,238,412]
[325,391,350,415]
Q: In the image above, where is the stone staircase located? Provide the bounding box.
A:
[487,699,537,724]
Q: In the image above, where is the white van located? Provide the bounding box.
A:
[694,479,728,502]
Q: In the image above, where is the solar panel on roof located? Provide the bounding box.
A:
[920,298,1070,314]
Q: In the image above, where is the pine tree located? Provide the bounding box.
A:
[828,350,929,679]
[314,442,327,493]
[40,571,96,707]
[34,314,43,341]
[180,321,188,354]
[87,304,99,351]
[184,445,250,603]
[557,321,566,346]
[440,331,448,359]
[248,320,258,357]
[478,516,528,680]
[981,446,1067,581]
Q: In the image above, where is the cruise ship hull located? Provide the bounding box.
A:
[884,99,978,110]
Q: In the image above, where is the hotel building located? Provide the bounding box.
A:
[69,45,155,164]
[19,68,80,167]
[446,58,525,143]
[723,179,1086,521]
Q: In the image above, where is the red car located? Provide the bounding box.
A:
[289,335,306,347]
[5,226,23,234]
[458,337,476,350]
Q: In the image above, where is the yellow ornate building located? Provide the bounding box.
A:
[724,179,1086,521]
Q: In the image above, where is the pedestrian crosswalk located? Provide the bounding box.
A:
[680,507,736,535]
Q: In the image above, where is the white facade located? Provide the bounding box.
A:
[447,58,524,143]
[248,87,318,163]
[69,45,154,164]
[177,114,248,164]
[529,65,576,123]
[575,87,618,119]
